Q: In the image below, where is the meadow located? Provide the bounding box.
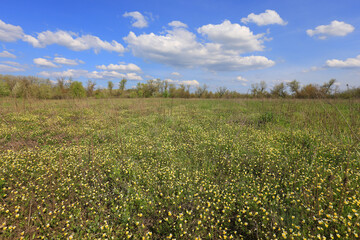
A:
[0,98,359,239]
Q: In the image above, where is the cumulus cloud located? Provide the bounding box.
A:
[125,72,143,80]
[165,78,199,86]
[198,20,265,53]
[0,19,24,42]
[23,30,124,53]
[0,50,16,58]
[39,69,143,80]
[307,20,354,39]
[53,57,83,66]
[124,20,274,71]
[180,80,199,86]
[171,72,181,76]
[325,55,360,68]
[0,63,25,72]
[96,63,141,72]
[241,10,287,26]
[236,76,248,82]
[33,58,58,68]
[168,21,188,28]
[123,11,148,28]
[236,76,248,86]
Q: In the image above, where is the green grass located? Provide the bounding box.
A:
[0,98,359,239]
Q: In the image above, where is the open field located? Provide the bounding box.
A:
[0,98,359,239]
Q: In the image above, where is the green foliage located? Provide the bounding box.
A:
[251,81,268,97]
[271,82,287,98]
[287,80,300,96]
[86,80,96,97]
[298,84,321,98]
[257,111,274,126]
[119,78,127,91]
[0,74,359,100]
[69,81,86,98]
[107,81,114,95]
[0,80,11,96]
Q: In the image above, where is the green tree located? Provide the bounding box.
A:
[251,81,267,97]
[86,80,96,97]
[69,81,86,98]
[321,79,336,96]
[119,78,127,91]
[298,84,320,98]
[108,81,114,95]
[271,82,287,98]
[287,80,300,97]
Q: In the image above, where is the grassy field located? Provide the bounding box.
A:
[0,98,359,239]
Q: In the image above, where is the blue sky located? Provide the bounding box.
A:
[0,0,359,92]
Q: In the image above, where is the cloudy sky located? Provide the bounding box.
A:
[0,0,359,91]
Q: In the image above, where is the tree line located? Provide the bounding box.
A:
[0,74,359,99]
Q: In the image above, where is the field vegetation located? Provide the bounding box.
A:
[0,97,359,239]
[1,74,360,99]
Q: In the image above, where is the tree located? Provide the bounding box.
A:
[321,79,336,96]
[287,80,300,97]
[86,80,96,97]
[271,82,287,98]
[0,80,10,97]
[56,77,70,98]
[162,80,169,98]
[195,84,208,98]
[251,81,267,97]
[119,78,127,91]
[298,84,320,98]
[216,86,228,98]
[69,81,86,98]
[108,81,114,95]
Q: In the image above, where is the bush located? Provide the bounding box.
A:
[69,81,86,98]
[0,80,10,97]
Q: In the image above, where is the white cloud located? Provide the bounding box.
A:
[307,20,354,39]
[171,72,181,76]
[0,19,24,42]
[39,69,143,80]
[302,66,323,73]
[53,57,83,66]
[1,61,22,67]
[168,21,188,28]
[0,50,16,58]
[39,69,87,78]
[197,20,265,53]
[0,63,24,72]
[125,72,143,80]
[236,76,248,82]
[180,80,199,86]
[325,55,360,68]
[23,30,124,53]
[165,78,199,86]
[96,63,141,72]
[241,10,287,26]
[123,11,148,28]
[124,20,274,72]
[236,76,248,86]
[33,58,58,68]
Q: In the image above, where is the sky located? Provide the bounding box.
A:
[0,0,359,92]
